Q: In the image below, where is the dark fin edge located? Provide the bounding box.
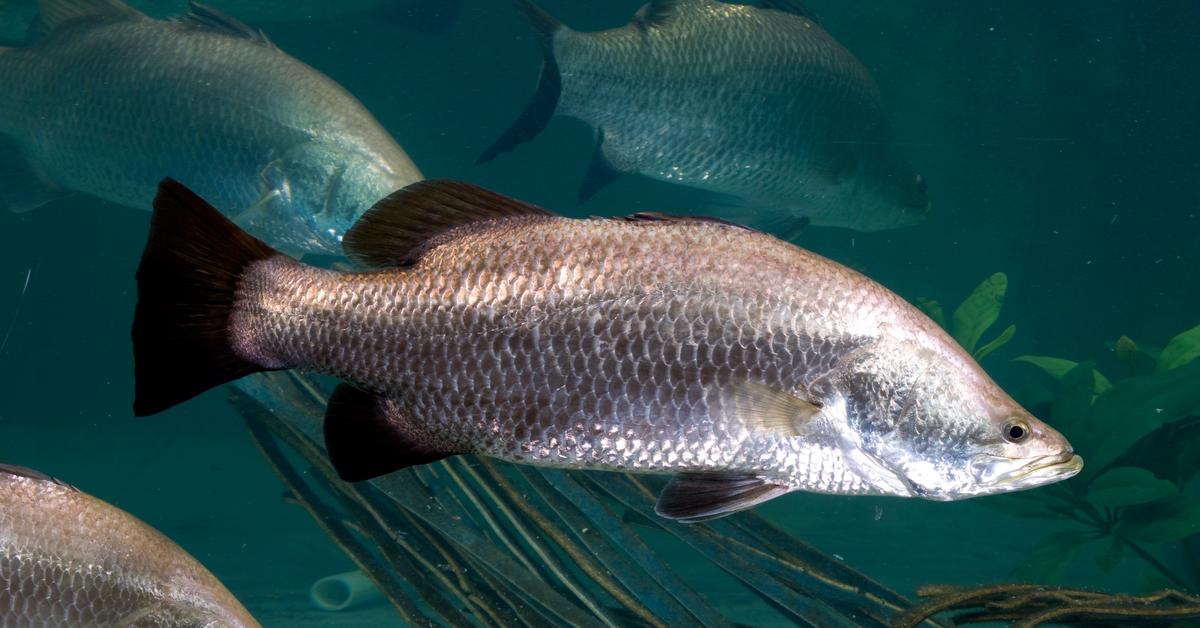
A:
[28,0,140,43]
[617,212,755,232]
[751,0,817,22]
[132,178,283,417]
[655,472,789,523]
[633,0,683,29]
[342,179,553,268]
[0,463,74,489]
[178,2,274,49]
[476,0,563,163]
[324,384,457,481]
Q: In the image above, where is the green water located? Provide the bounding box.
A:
[1,1,1198,625]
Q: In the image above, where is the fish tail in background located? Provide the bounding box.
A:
[476,0,565,163]
[131,178,284,417]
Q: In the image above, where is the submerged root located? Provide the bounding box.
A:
[893,583,1200,627]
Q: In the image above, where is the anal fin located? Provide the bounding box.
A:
[655,472,790,523]
[578,129,621,204]
[324,383,457,481]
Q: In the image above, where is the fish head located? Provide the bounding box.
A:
[837,336,1081,500]
[816,143,930,231]
[250,142,418,256]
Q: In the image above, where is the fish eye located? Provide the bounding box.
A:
[1003,419,1030,443]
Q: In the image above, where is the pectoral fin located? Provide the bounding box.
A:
[655,472,790,522]
[578,129,622,203]
[722,380,822,436]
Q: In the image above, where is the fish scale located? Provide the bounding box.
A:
[0,466,257,627]
[234,216,912,483]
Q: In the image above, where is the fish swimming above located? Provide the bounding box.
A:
[0,463,259,627]
[132,178,1079,522]
[0,0,423,256]
[480,0,930,234]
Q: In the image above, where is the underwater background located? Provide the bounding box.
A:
[0,0,1198,625]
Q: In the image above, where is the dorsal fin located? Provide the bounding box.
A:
[632,0,691,29]
[342,180,555,268]
[177,2,274,48]
[29,0,139,41]
[617,212,755,232]
[0,463,74,489]
[751,0,816,21]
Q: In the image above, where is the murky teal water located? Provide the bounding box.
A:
[1,1,1197,625]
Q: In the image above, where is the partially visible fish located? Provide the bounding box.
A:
[0,463,259,627]
[480,0,929,233]
[131,178,1079,523]
[0,0,423,255]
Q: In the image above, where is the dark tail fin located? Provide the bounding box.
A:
[476,0,565,164]
[132,178,283,417]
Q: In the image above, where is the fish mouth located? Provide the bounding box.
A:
[984,451,1084,487]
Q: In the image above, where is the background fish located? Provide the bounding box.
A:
[480,0,930,234]
[0,0,423,255]
[132,179,1079,523]
[0,463,258,627]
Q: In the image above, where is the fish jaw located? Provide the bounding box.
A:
[969,451,1084,493]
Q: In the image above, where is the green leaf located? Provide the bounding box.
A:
[1085,467,1177,507]
[951,272,1007,353]
[1083,360,1200,476]
[1118,495,1200,543]
[915,297,945,329]
[1013,355,1112,394]
[1096,535,1124,572]
[973,324,1016,361]
[1158,324,1200,372]
[1052,361,1100,437]
[1011,529,1095,583]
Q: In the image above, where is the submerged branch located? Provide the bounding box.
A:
[894,583,1200,627]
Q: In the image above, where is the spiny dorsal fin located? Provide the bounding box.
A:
[656,472,790,522]
[177,2,274,48]
[342,180,554,268]
[751,0,817,22]
[29,0,139,41]
[721,381,822,436]
[0,463,75,489]
[324,384,460,481]
[618,212,755,232]
[633,0,700,29]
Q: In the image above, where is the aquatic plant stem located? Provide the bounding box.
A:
[452,460,622,628]
[1121,537,1191,591]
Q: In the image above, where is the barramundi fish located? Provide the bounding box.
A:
[480,0,930,234]
[0,463,258,627]
[0,0,422,256]
[132,178,1079,522]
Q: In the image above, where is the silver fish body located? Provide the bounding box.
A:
[135,180,1079,521]
[482,0,929,233]
[0,464,258,627]
[0,0,422,255]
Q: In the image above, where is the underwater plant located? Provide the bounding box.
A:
[916,272,1017,361]
[991,324,1200,589]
